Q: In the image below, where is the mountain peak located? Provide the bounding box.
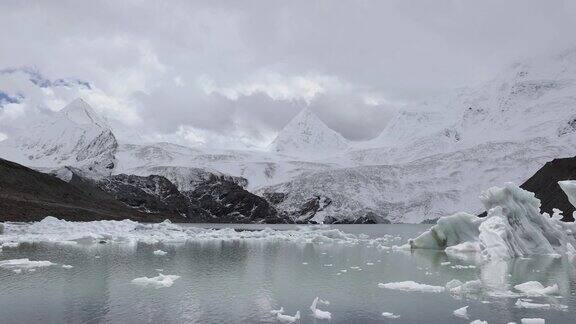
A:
[59,98,108,128]
[269,108,349,157]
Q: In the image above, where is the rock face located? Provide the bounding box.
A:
[0,158,284,223]
[0,158,181,222]
[187,176,286,223]
[98,174,202,219]
[519,156,576,221]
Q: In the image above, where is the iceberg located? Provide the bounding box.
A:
[521,319,545,324]
[452,305,468,319]
[378,281,445,293]
[381,312,401,319]
[514,281,558,296]
[131,274,180,288]
[0,258,55,272]
[409,183,576,260]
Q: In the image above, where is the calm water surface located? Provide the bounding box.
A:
[0,224,575,323]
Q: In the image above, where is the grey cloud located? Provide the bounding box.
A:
[1,0,576,147]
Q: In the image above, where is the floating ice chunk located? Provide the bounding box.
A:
[441,261,451,266]
[451,265,476,269]
[323,264,333,267]
[310,297,331,320]
[470,320,487,324]
[453,305,469,319]
[410,184,576,261]
[1,242,20,249]
[153,250,168,256]
[514,299,550,309]
[319,299,330,306]
[446,280,482,295]
[270,306,284,315]
[378,281,445,293]
[340,269,347,273]
[381,312,400,319]
[277,310,300,323]
[514,281,558,296]
[302,262,308,265]
[521,319,545,324]
[409,212,481,250]
[0,258,55,272]
[61,265,73,269]
[131,274,180,288]
[366,262,374,266]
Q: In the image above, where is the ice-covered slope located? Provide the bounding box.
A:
[115,142,337,191]
[0,98,117,177]
[259,48,576,223]
[268,108,349,158]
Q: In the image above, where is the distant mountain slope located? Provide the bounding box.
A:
[520,156,576,221]
[260,48,576,223]
[0,158,179,222]
[0,98,117,177]
[268,108,349,158]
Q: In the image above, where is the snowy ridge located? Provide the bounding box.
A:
[0,98,117,178]
[268,108,349,158]
[259,48,576,222]
[2,48,576,223]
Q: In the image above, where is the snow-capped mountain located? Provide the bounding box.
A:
[2,48,576,223]
[0,98,117,177]
[268,108,349,158]
[260,48,576,222]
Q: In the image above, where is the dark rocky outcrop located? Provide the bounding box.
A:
[293,196,332,223]
[186,176,286,223]
[478,156,576,221]
[98,174,208,220]
[0,158,284,223]
[0,158,184,222]
[519,156,576,222]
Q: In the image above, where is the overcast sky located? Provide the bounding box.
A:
[1,0,576,148]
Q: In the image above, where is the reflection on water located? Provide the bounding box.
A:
[0,224,575,323]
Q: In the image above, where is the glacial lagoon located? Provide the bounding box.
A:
[0,222,575,323]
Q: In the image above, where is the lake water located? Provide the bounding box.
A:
[0,223,575,323]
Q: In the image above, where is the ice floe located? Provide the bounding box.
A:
[310,297,331,320]
[153,249,168,256]
[270,307,284,315]
[277,310,300,323]
[131,273,180,288]
[514,281,558,296]
[521,319,545,324]
[514,299,551,309]
[378,281,445,293]
[0,217,384,248]
[0,258,55,272]
[381,312,400,319]
[61,264,74,269]
[453,305,469,319]
[470,320,487,324]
